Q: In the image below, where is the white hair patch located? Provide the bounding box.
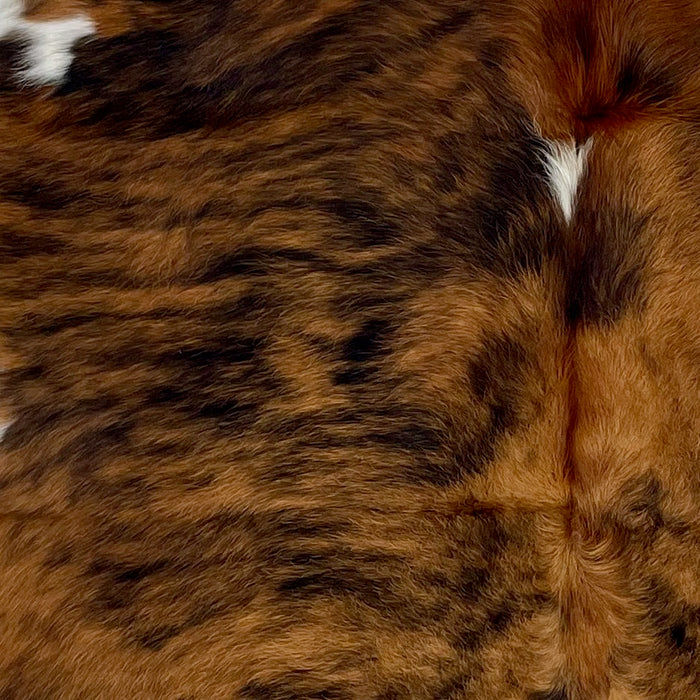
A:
[543,139,592,223]
[0,0,94,86]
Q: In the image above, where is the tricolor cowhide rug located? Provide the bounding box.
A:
[0,1,698,698]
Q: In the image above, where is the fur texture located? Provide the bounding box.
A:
[0,1,698,698]
[0,0,94,85]
[542,139,591,223]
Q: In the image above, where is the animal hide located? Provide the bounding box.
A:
[0,1,698,698]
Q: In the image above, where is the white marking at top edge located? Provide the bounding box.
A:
[0,0,94,86]
[543,139,592,223]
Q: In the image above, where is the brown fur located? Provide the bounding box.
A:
[0,1,698,698]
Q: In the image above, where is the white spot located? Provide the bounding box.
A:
[0,421,11,442]
[0,0,94,86]
[543,139,592,223]
[0,0,23,32]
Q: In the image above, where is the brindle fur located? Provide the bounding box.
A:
[0,1,698,698]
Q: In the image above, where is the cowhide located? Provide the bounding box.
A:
[0,1,698,698]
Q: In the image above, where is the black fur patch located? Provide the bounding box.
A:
[563,205,648,326]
